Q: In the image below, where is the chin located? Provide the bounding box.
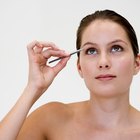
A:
[90,88,121,98]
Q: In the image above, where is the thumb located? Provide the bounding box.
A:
[52,57,70,76]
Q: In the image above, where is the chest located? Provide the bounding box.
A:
[47,123,140,140]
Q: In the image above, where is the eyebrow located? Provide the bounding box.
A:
[81,39,128,48]
[108,39,128,45]
[81,42,97,48]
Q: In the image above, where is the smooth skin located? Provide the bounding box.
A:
[1,19,140,140]
[17,20,140,140]
[0,41,70,140]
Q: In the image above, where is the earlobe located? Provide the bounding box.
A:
[77,61,83,78]
[134,54,140,75]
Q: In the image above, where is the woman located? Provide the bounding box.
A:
[1,9,140,140]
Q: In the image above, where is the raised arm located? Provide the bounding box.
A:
[0,41,70,140]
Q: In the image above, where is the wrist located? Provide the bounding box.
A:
[23,84,46,104]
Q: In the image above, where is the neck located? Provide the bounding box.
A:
[87,92,132,129]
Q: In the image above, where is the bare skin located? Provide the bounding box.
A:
[1,17,140,140]
[0,41,70,140]
[17,20,140,140]
[17,101,140,140]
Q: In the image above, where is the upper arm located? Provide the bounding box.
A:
[17,102,71,140]
[17,105,49,140]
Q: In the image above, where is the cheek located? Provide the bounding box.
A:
[80,60,95,77]
[79,60,96,87]
[115,56,135,76]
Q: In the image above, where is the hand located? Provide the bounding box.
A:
[26,41,70,96]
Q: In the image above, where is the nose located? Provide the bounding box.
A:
[97,53,111,69]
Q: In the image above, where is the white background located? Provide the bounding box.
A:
[0,0,140,119]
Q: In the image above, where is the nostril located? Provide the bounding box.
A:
[99,65,109,69]
[105,65,109,68]
[99,65,102,68]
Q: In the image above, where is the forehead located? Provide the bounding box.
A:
[81,19,130,46]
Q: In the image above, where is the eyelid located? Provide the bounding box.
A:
[111,45,124,52]
[85,47,97,55]
[83,44,124,55]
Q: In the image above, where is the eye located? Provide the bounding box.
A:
[85,48,97,55]
[111,45,123,53]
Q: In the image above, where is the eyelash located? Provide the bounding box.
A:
[111,45,123,53]
[85,48,97,55]
[85,45,124,55]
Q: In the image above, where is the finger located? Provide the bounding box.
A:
[27,40,39,55]
[27,41,57,55]
[52,57,70,76]
[39,41,60,50]
[42,49,69,59]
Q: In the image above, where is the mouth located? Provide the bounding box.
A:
[95,74,116,81]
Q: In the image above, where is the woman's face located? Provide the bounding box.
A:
[77,20,140,97]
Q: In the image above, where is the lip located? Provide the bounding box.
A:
[95,74,116,81]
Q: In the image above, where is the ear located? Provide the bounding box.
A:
[134,54,140,75]
[77,59,83,78]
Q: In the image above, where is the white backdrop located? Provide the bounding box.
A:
[0,0,140,119]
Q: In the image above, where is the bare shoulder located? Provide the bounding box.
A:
[17,101,87,139]
[126,106,140,138]
[32,101,87,125]
[32,100,87,120]
[131,106,140,125]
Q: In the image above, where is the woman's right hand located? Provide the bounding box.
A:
[26,41,70,99]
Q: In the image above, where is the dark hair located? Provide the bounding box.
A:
[76,9,139,57]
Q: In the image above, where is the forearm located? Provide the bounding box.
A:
[0,86,42,140]
[0,41,69,140]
